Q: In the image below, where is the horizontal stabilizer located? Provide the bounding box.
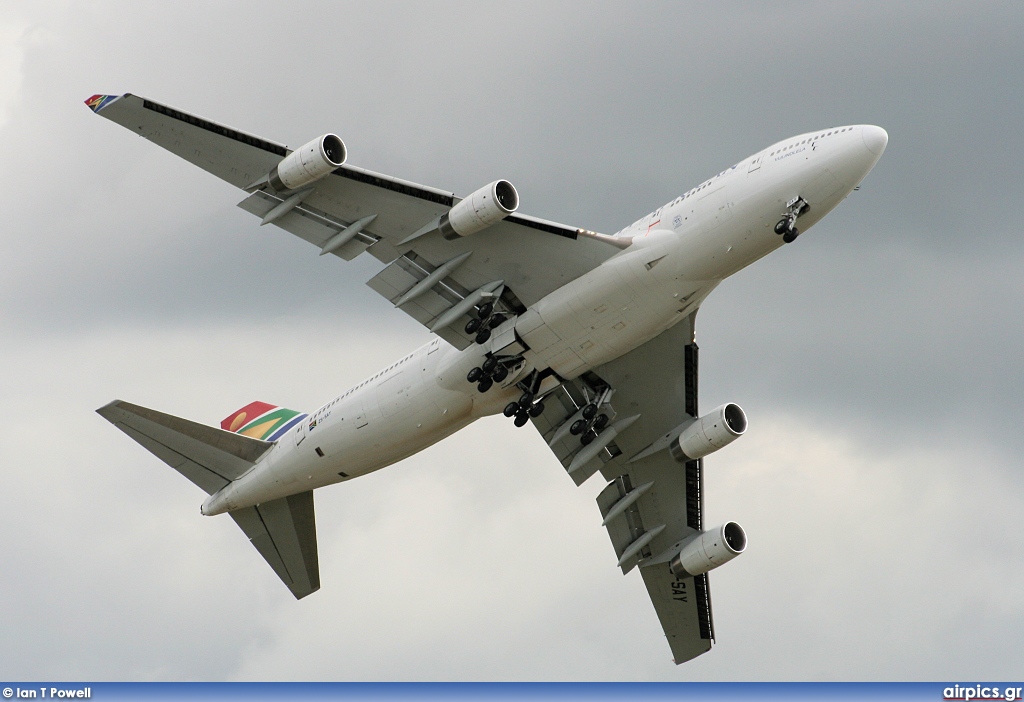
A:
[230,491,320,599]
[97,400,274,495]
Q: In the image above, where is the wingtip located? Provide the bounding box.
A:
[84,94,122,113]
[95,399,124,417]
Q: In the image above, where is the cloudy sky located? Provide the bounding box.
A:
[2,1,1022,682]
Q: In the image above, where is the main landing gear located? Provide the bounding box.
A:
[569,401,610,446]
[501,370,547,428]
[464,301,508,345]
[774,196,809,244]
[466,354,510,393]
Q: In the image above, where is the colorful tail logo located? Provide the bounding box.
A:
[84,94,119,113]
[221,401,307,442]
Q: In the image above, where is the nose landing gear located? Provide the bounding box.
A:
[774,196,810,243]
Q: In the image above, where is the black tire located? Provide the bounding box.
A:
[475,328,492,345]
[477,302,494,319]
[503,402,520,418]
[775,219,789,235]
[464,317,482,334]
[477,377,493,393]
[491,365,508,382]
[593,413,609,430]
[466,367,483,383]
[570,419,587,435]
[519,392,534,407]
[488,313,507,329]
[582,403,598,420]
[482,356,498,373]
[581,430,597,445]
[514,412,530,428]
[528,402,545,418]
[783,228,799,243]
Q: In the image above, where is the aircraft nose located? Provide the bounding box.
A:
[861,125,888,156]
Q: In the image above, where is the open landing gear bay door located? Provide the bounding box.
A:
[88,94,616,350]
[529,313,715,664]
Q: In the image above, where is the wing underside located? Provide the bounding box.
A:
[529,313,715,664]
[90,93,615,349]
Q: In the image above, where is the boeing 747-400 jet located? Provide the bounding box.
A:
[88,93,886,664]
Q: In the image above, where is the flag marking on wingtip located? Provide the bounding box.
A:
[85,94,118,113]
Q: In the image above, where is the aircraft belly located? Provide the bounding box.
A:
[519,245,685,379]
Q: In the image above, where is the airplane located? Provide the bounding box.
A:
[87,92,887,664]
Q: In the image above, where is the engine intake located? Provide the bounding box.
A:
[439,180,519,239]
[670,403,746,462]
[669,522,747,578]
[269,134,347,192]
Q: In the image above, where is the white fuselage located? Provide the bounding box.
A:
[202,125,887,516]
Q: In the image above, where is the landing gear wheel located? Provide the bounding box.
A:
[519,391,535,407]
[593,413,609,430]
[570,419,587,435]
[477,378,493,393]
[513,412,530,428]
[475,328,492,345]
[528,402,545,418]
[582,403,598,420]
[464,317,482,334]
[491,365,508,382]
[477,302,494,319]
[482,356,498,373]
[774,219,789,235]
[488,313,507,329]
[782,228,799,243]
[581,430,597,446]
[466,367,483,383]
[503,402,520,418]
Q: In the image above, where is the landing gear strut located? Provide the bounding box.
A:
[774,196,809,244]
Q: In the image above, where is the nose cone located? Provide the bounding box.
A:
[862,125,888,156]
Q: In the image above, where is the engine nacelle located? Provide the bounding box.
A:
[669,522,747,578]
[670,403,747,462]
[269,134,347,191]
[439,180,519,239]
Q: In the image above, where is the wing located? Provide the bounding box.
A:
[529,312,716,664]
[88,93,615,349]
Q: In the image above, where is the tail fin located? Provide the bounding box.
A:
[221,401,307,442]
[97,399,320,599]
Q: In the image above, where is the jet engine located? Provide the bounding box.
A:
[439,180,519,239]
[670,403,747,462]
[269,134,347,192]
[669,522,747,578]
